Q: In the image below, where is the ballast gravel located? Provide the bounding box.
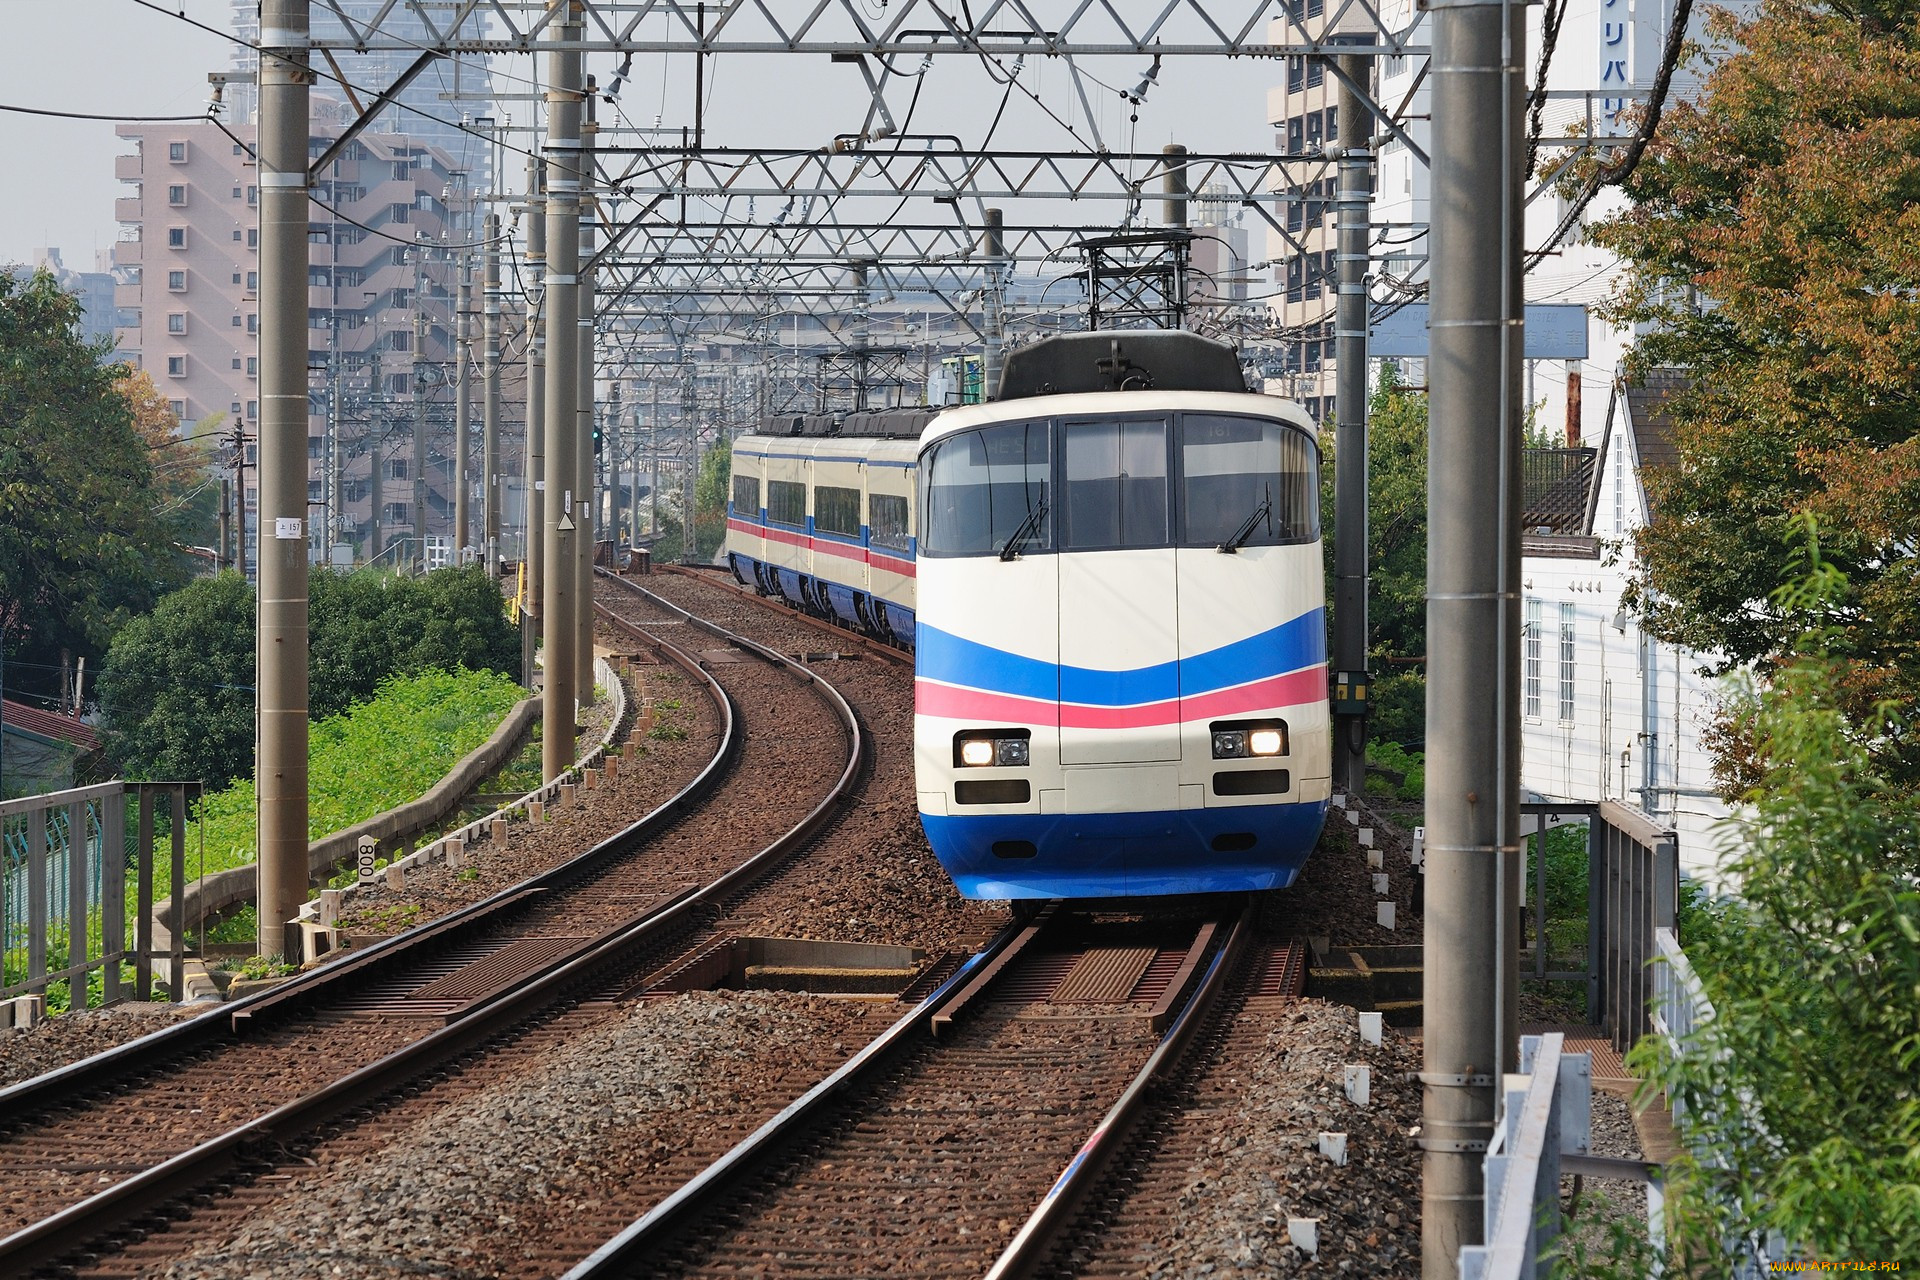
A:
[1137,1000,1423,1278]
[162,989,874,1280]
[0,1003,207,1090]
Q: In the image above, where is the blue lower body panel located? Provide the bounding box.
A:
[920,801,1328,899]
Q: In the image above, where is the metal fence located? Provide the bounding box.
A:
[1520,799,1678,1050]
[1,781,195,1006]
[1460,1032,1667,1280]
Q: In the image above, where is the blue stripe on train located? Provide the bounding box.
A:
[915,608,1327,708]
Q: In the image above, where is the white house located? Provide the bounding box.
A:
[1520,368,1740,881]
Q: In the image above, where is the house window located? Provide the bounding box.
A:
[384,502,410,525]
[166,312,186,334]
[166,355,186,377]
[1613,437,1627,533]
[246,356,258,377]
[167,184,187,206]
[167,270,187,291]
[246,271,258,292]
[246,314,258,334]
[167,226,187,248]
[308,480,323,503]
[245,486,258,511]
[168,141,187,163]
[1523,597,1543,719]
[169,399,186,419]
[246,186,257,205]
[246,228,257,248]
[246,400,258,419]
[231,314,242,327]
[1558,601,1577,722]
[231,401,242,415]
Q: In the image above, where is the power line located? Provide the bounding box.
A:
[0,102,205,123]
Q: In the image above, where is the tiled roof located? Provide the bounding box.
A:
[0,699,100,753]
[1624,368,1690,500]
[1522,447,1599,534]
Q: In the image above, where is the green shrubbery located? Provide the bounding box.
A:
[99,565,519,791]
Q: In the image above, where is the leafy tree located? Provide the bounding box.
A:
[116,370,220,563]
[1626,538,1920,1265]
[102,565,518,788]
[308,564,518,719]
[653,441,730,564]
[97,572,255,787]
[0,271,186,703]
[1588,0,1920,783]
[1323,366,1430,750]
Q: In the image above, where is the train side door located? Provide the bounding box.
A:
[1058,417,1180,764]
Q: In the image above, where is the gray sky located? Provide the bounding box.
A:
[0,1,1279,272]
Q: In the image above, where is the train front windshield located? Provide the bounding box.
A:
[920,420,1053,557]
[921,413,1317,557]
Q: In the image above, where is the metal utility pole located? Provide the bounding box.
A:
[411,239,429,566]
[368,344,384,561]
[453,205,473,557]
[575,83,597,707]
[328,313,344,555]
[483,210,502,573]
[1422,0,1526,1273]
[679,378,698,566]
[1333,54,1374,795]
[649,383,660,538]
[980,208,1006,400]
[540,0,584,782]
[525,155,547,625]
[255,0,310,960]
[1161,143,1189,227]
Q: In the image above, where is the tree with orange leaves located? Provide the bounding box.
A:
[1591,0,1920,786]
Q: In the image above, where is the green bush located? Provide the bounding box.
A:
[1363,739,1425,802]
[1624,540,1920,1265]
[100,565,520,790]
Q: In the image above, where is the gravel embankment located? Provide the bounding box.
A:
[0,1004,209,1090]
[162,991,884,1280]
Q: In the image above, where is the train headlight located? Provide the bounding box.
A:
[954,730,1031,768]
[1211,720,1288,759]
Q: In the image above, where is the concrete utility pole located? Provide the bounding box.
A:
[1332,54,1374,795]
[369,346,384,561]
[411,238,429,565]
[575,84,597,707]
[453,214,473,557]
[525,155,547,626]
[980,208,1006,400]
[1421,0,1526,1273]
[483,211,502,573]
[255,0,311,960]
[540,0,584,781]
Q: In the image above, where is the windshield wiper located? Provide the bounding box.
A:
[1218,486,1273,554]
[998,500,1050,561]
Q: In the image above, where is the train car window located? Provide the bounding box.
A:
[767,479,808,528]
[814,485,862,537]
[920,421,1052,557]
[1178,415,1320,547]
[1062,419,1170,550]
[731,474,760,515]
[870,493,912,551]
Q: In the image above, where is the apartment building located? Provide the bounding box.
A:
[111,110,515,565]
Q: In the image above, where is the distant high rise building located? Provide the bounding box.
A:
[226,0,495,192]
[112,115,524,568]
[2,248,120,351]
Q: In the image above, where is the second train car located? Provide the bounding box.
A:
[726,330,1331,900]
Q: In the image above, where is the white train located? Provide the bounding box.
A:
[728,330,1330,900]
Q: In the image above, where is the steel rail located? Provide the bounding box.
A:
[0,628,729,1128]
[0,596,868,1276]
[652,564,913,668]
[983,901,1258,1280]
[560,911,1043,1280]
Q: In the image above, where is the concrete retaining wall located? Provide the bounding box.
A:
[151,692,540,952]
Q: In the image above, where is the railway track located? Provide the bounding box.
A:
[0,591,867,1276]
[565,903,1311,1280]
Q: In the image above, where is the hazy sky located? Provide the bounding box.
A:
[0,1,1279,272]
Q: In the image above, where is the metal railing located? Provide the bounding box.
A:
[2,782,197,1007]
[1521,799,1678,1051]
[1461,1032,1667,1279]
